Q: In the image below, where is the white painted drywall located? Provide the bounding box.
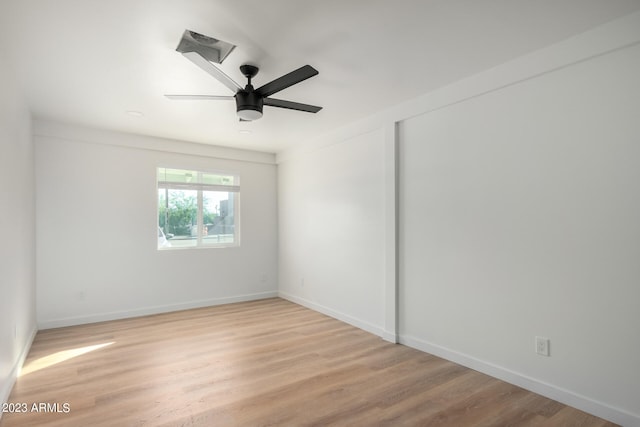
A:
[35,124,278,328]
[278,128,386,336]
[0,56,37,409]
[399,42,640,422]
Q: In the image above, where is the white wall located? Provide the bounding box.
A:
[278,129,387,336]
[35,123,278,328]
[399,42,640,424]
[277,11,640,426]
[0,54,37,409]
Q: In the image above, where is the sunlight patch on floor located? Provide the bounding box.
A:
[19,342,115,377]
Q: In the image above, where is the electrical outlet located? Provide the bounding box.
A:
[300,278,305,287]
[535,336,550,356]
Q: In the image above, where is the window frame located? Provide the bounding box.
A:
[156,166,240,250]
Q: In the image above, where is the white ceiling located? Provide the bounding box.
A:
[1,0,640,153]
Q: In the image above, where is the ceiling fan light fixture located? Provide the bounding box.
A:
[237,108,263,121]
[235,90,263,121]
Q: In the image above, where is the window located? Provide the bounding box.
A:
[157,167,239,249]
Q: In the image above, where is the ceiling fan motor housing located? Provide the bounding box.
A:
[235,88,264,120]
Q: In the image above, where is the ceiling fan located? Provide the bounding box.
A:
[166,51,322,121]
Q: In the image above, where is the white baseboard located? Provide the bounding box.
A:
[38,291,278,330]
[1,326,38,420]
[400,335,639,427]
[278,291,387,339]
[381,330,398,344]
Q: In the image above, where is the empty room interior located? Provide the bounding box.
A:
[1,1,639,426]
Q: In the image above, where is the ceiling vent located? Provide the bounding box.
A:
[175,30,235,64]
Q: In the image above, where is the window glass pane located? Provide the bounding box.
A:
[202,191,235,246]
[158,168,237,187]
[201,173,236,186]
[159,188,198,248]
[158,168,197,185]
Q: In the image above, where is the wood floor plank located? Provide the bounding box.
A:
[0,298,618,427]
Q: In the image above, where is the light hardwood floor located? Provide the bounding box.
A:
[1,298,617,427]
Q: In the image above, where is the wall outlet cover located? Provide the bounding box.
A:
[536,336,550,357]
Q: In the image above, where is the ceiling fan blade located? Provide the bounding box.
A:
[256,65,319,97]
[182,51,242,93]
[264,98,322,113]
[165,95,234,101]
